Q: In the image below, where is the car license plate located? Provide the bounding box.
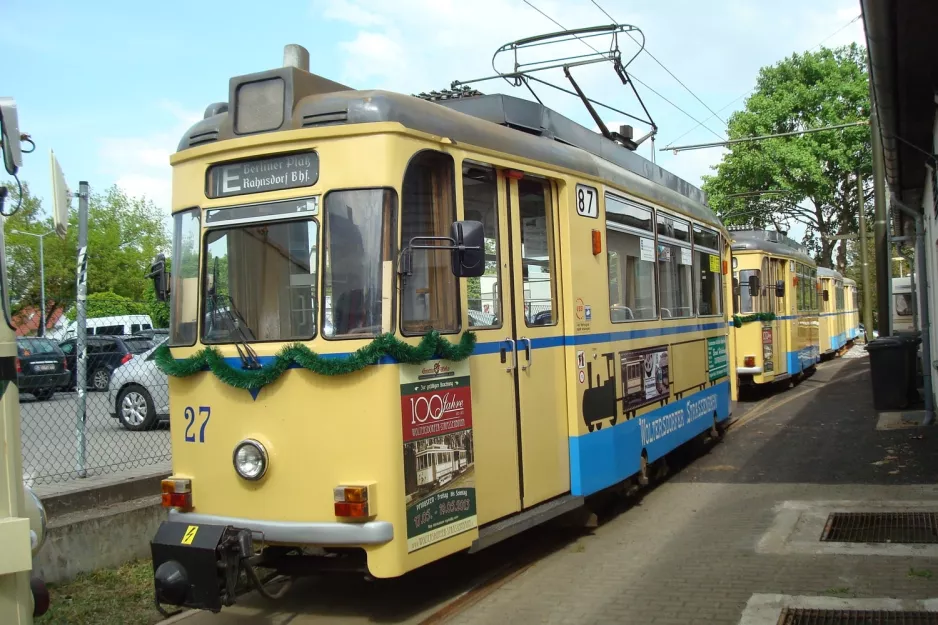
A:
[34,363,55,372]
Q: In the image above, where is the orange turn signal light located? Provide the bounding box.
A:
[591,230,602,255]
[161,478,192,510]
[334,484,372,519]
[744,356,756,367]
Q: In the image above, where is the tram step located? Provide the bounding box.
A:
[468,494,584,554]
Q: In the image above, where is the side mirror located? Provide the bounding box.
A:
[450,220,484,278]
[147,253,170,302]
[775,280,785,297]
[0,97,23,175]
[748,274,761,297]
[823,289,830,302]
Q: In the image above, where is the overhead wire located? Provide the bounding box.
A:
[590,0,727,128]
[662,13,863,149]
[521,0,725,142]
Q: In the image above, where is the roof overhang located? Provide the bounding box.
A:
[861,0,938,212]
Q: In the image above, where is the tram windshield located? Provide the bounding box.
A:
[202,219,318,343]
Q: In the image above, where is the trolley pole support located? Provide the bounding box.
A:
[74,181,89,478]
[857,171,874,342]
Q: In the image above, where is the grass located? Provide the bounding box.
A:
[37,559,164,625]
[822,587,853,597]
[908,567,934,580]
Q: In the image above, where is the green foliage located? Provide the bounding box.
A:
[3,181,169,317]
[703,44,872,270]
[732,312,777,328]
[83,292,147,320]
[155,331,477,389]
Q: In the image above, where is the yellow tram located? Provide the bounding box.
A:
[843,278,860,344]
[146,44,734,613]
[819,267,849,356]
[730,228,819,389]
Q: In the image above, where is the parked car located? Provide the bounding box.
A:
[16,337,69,401]
[109,338,168,431]
[58,335,155,391]
[132,328,169,340]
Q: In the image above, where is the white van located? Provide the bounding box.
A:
[64,314,154,339]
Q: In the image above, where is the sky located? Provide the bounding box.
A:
[0,0,866,244]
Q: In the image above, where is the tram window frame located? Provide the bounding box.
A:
[760,257,771,313]
[518,176,559,328]
[738,269,761,314]
[170,207,201,347]
[322,187,397,340]
[692,225,722,317]
[400,150,461,336]
[201,216,320,345]
[606,193,658,323]
[655,211,693,319]
[462,161,502,330]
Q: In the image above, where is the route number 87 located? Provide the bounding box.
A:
[575,184,598,218]
[184,406,211,443]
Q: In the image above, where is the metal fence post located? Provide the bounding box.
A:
[75,181,89,477]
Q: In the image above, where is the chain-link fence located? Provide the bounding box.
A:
[14,305,170,485]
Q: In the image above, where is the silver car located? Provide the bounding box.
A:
[108,338,169,431]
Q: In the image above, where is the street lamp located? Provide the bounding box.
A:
[11,230,54,337]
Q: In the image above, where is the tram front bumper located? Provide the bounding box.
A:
[151,520,254,613]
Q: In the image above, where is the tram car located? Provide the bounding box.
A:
[819,267,848,357]
[730,228,819,389]
[843,278,860,344]
[147,40,733,615]
[892,276,918,333]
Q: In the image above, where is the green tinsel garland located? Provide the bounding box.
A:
[732,312,777,328]
[153,331,477,390]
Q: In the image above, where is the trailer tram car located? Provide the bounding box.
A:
[819,267,848,357]
[730,228,819,390]
[147,43,734,614]
[843,278,860,344]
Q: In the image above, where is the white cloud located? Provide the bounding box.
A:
[96,101,201,212]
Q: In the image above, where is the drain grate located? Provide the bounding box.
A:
[820,512,938,544]
[778,608,938,624]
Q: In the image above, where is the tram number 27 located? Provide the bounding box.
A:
[183,406,211,443]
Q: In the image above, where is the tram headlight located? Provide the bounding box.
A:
[233,440,268,481]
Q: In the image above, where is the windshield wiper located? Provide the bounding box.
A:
[209,258,260,370]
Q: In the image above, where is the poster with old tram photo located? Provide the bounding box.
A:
[620,345,670,411]
[400,359,476,553]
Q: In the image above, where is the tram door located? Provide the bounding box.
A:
[504,173,569,508]
[463,165,568,523]
[772,258,789,376]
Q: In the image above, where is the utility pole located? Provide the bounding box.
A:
[74,182,88,478]
[857,171,874,340]
[870,103,890,337]
[11,230,52,337]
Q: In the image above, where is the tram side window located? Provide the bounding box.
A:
[170,209,200,347]
[656,212,693,318]
[811,268,817,311]
[401,152,459,335]
[693,226,722,316]
[796,264,804,311]
[519,178,557,327]
[323,189,396,339]
[738,269,760,313]
[760,257,771,313]
[606,194,656,322]
[463,163,501,329]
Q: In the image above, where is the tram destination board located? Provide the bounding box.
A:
[206,152,318,198]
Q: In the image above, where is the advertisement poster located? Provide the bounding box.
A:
[657,244,671,263]
[680,248,693,266]
[762,325,774,373]
[707,335,729,381]
[620,346,669,411]
[400,360,476,553]
[709,254,720,273]
[640,237,655,262]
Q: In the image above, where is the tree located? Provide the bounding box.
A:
[3,181,170,320]
[702,44,872,271]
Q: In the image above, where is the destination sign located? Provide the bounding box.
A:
[207,152,318,199]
